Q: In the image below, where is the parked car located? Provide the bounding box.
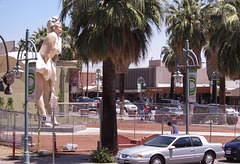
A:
[224,136,240,161]
[209,104,235,115]
[116,134,224,164]
[116,104,125,115]
[157,99,183,110]
[158,107,183,116]
[116,100,138,112]
[133,100,156,110]
[76,97,97,111]
[93,97,102,102]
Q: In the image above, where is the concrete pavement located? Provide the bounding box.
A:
[1,124,239,163]
[0,154,94,164]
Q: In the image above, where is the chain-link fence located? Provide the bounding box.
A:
[0,102,239,158]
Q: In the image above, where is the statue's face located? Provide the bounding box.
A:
[53,21,62,34]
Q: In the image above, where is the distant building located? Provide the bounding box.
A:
[116,59,240,106]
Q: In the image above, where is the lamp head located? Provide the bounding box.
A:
[173,69,183,83]
[143,83,146,87]
[12,65,24,79]
[4,85,13,95]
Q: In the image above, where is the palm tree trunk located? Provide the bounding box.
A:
[170,73,174,99]
[86,62,89,97]
[119,73,125,115]
[219,76,226,106]
[102,57,118,155]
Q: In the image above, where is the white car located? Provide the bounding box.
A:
[116,100,138,112]
[116,104,126,115]
[225,105,235,115]
[116,134,224,164]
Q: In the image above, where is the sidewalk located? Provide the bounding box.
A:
[0,154,99,164]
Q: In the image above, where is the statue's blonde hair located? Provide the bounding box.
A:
[47,16,59,32]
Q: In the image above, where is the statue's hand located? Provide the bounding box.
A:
[51,92,57,99]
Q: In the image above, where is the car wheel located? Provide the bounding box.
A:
[150,155,164,164]
[201,151,215,164]
[226,157,234,161]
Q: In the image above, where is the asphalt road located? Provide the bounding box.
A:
[215,157,240,164]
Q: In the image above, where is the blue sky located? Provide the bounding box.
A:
[0,0,167,68]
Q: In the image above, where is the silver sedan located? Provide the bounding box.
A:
[116,134,224,164]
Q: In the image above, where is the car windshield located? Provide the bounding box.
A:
[171,100,181,105]
[144,136,176,147]
[83,98,95,102]
[125,102,133,105]
[231,136,240,142]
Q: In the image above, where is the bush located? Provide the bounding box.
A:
[90,147,115,163]
[0,96,4,109]
[227,115,235,125]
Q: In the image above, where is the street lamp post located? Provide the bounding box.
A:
[173,40,199,134]
[0,35,15,94]
[210,71,220,116]
[137,77,146,101]
[12,29,37,164]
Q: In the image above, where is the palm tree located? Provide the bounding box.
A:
[165,0,206,65]
[203,0,239,106]
[60,24,77,60]
[30,27,48,51]
[165,0,207,103]
[60,0,165,154]
[160,40,176,99]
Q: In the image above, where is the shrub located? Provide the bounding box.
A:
[227,115,235,125]
[90,147,115,163]
[0,96,4,109]
[5,98,14,110]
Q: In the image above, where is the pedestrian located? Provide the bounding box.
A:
[167,121,178,134]
[139,105,144,121]
[144,103,150,121]
[234,109,239,125]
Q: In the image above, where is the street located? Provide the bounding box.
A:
[215,157,240,164]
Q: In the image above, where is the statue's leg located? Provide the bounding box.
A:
[35,73,52,127]
[42,80,52,115]
[43,79,59,125]
[35,73,46,115]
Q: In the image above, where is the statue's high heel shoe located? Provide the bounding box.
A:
[54,122,60,126]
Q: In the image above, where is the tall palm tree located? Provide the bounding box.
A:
[203,0,239,106]
[60,24,77,60]
[30,27,48,51]
[165,0,206,65]
[60,0,165,154]
[160,40,176,99]
[165,0,207,103]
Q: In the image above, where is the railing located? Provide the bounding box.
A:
[0,103,239,158]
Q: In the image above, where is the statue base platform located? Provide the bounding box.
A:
[29,124,87,133]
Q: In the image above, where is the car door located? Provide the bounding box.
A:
[190,137,205,162]
[168,137,195,164]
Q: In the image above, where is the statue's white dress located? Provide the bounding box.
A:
[36,32,62,83]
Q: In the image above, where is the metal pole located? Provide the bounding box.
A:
[52,107,55,164]
[24,29,30,164]
[215,79,218,113]
[140,85,142,101]
[97,71,99,102]
[185,40,189,134]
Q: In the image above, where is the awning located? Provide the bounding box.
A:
[83,86,102,92]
